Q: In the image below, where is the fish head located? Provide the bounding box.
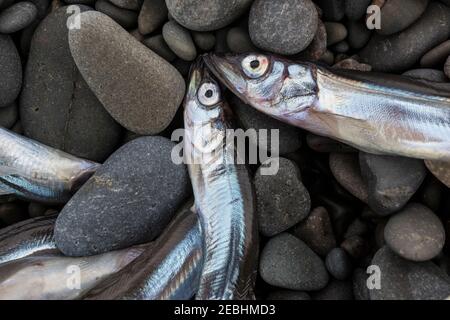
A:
[203,53,318,120]
[68,161,100,193]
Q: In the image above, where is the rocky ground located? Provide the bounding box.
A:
[0,0,450,300]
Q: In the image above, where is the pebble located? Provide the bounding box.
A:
[142,34,176,62]
[420,40,450,67]
[384,203,445,262]
[346,20,371,50]
[324,22,347,46]
[138,0,167,35]
[192,32,216,51]
[315,0,345,21]
[333,57,372,71]
[298,20,327,61]
[371,246,450,300]
[95,0,138,29]
[229,94,302,155]
[377,0,429,36]
[0,102,18,129]
[325,248,353,280]
[0,1,38,34]
[352,268,370,300]
[344,218,369,239]
[329,153,368,203]
[214,27,230,53]
[312,280,353,300]
[69,11,185,135]
[259,233,329,291]
[345,0,371,20]
[292,206,337,257]
[306,133,355,153]
[332,41,349,54]
[20,7,122,162]
[403,69,448,82]
[359,153,427,216]
[249,0,318,55]
[166,0,252,31]
[360,2,450,72]
[254,158,311,237]
[54,136,191,256]
[162,20,197,61]
[445,56,450,79]
[226,26,256,54]
[340,235,369,260]
[266,290,311,300]
[320,50,334,65]
[425,160,450,188]
[110,0,142,11]
[0,35,22,108]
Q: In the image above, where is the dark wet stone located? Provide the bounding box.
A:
[249,0,318,55]
[346,20,371,50]
[371,246,450,300]
[332,40,349,53]
[138,0,167,35]
[298,20,327,61]
[266,290,310,300]
[214,27,230,53]
[344,217,369,239]
[142,34,176,62]
[54,136,191,256]
[345,0,371,20]
[312,280,353,300]
[340,235,369,260]
[162,20,197,61]
[95,0,138,29]
[20,7,122,162]
[110,0,142,10]
[352,268,370,300]
[325,248,353,280]
[0,102,18,129]
[0,35,22,108]
[445,56,450,79]
[316,0,345,21]
[254,158,310,237]
[425,160,450,188]
[259,233,329,291]
[420,40,450,67]
[403,69,448,82]
[292,206,337,257]
[324,22,347,46]
[226,26,256,54]
[384,203,445,262]
[359,153,426,216]
[192,31,215,51]
[0,1,38,33]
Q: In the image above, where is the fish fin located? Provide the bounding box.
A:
[0,183,14,196]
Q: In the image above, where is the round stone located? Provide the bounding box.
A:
[420,40,450,67]
[0,1,38,34]
[110,0,143,10]
[325,248,353,280]
[138,0,167,35]
[324,22,347,46]
[226,26,256,54]
[162,20,197,61]
[142,34,176,62]
[0,102,18,129]
[192,31,216,51]
[0,35,22,108]
[95,0,138,29]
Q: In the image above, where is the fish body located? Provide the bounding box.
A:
[0,245,145,300]
[0,215,56,265]
[84,208,202,300]
[204,54,450,161]
[184,61,258,300]
[0,127,100,203]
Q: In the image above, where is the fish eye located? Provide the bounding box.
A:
[197,82,220,106]
[242,54,269,79]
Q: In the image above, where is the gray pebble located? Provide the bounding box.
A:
[312,280,353,300]
[332,40,349,54]
[142,34,176,62]
[352,268,370,300]
[226,26,256,54]
[344,218,369,239]
[324,22,347,46]
[420,40,450,67]
[266,290,310,300]
[316,0,345,21]
[293,206,337,257]
[110,0,143,10]
[371,246,450,300]
[95,0,138,29]
[0,102,18,129]
[249,0,318,55]
[445,56,450,79]
[345,0,371,20]
[384,203,445,262]
[306,133,355,153]
[298,19,327,61]
[0,1,38,33]
[403,69,448,82]
[254,158,311,237]
[138,0,167,35]
[259,233,329,291]
[359,152,426,216]
[214,27,230,53]
[340,235,369,260]
[162,20,197,61]
[325,248,353,280]
[425,160,450,188]
[192,31,215,51]
[69,11,185,135]
[333,57,372,71]
[0,35,22,107]
[346,20,371,50]
[55,136,191,256]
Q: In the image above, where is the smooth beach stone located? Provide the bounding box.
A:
[192,31,215,51]
[54,136,191,256]
[446,56,450,79]
[352,268,370,300]
[315,0,344,21]
[254,158,311,237]
[420,40,450,67]
[226,26,256,54]
[259,233,329,291]
[266,290,310,300]
[324,22,347,46]
[249,0,318,55]
[371,246,450,300]
[110,0,143,10]
[344,0,370,20]
[346,20,371,50]
[142,34,176,62]
[312,280,354,300]
[325,248,353,280]
[95,0,138,29]
[298,19,327,61]
[425,160,450,188]
[0,1,38,33]
[69,11,185,135]
[20,7,122,162]
[138,0,167,35]
[0,35,22,108]
[360,2,450,72]
[0,102,18,129]
[384,203,445,262]
[165,0,253,31]
[162,20,197,61]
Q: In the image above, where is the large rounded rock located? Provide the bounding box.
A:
[0,1,38,34]
[55,136,191,256]
[384,203,445,262]
[166,0,252,31]
[359,153,426,216]
[377,0,429,35]
[371,246,450,300]
[20,7,122,162]
[0,35,21,108]
[249,0,318,55]
[69,11,185,135]
[138,0,167,35]
[420,40,450,67]
[360,2,450,72]
[259,233,329,291]
[325,248,353,280]
[425,160,450,188]
[254,158,311,237]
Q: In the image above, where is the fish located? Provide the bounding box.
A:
[183,60,258,300]
[0,126,100,203]
[204,53,450,161]
[84,206,202,300]
[0,245,147,300]
[0,215,57,265]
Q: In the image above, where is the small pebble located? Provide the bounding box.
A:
[0,102,18,129]
[0,1,38,34]
[298,20,327,61]
[325,248,353,280]
[162,20,197,61]
[340,235,369,260]
[142,34,176,62]
[226,26,256,54]
[110,0,142,11]
[425,160,450,188]
[420,40,450,67]
[192,32,215,51]
[332,40,349,54]
[344,218,369,239]
[138,0,167,35]
[346,19,371,50]
[333,57,372,71]
[324,22,347,46]
[352,268,370,300]
[445,56,450,79]
[0,35,22,108]
[95,0,138,29]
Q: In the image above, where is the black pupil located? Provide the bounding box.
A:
[250,59,260,69]
[205,89,213,98]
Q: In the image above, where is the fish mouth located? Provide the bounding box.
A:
[187,57,219,99]
[69,162,100,193]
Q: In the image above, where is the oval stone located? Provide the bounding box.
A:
[0,1,38,34]
[0,35,22,108]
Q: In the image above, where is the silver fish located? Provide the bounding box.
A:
[0,215,57,265]
[84,207,202,300]
[0,245,146,300]
[204,53,450,161]
[0,127,100,203]
[184,60,258,300]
